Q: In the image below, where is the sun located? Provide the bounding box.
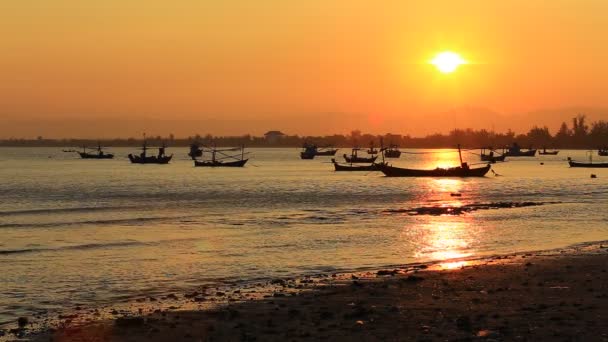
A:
[430,51,466,74]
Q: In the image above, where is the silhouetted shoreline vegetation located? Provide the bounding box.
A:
[2,115,606,149]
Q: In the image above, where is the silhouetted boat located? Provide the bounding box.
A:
[194,145,248,167]
[300,142,337,159]
[331,158,381,171]
[315,149,338,156]
[343,148,378,163]
[539,147,559,155]
[128,140,172,164]
[77,145,114,159]
[504,143,536,157]
[300,143,317,159]
[378,145,491,177]
[480,147,505,163]
[188,142,203,160]
[383,145,401,158]
[598,148,608,156]
[367,142,379,155]
[568,160,608,168]
[378,163,491,177]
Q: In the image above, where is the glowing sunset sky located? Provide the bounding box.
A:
[1,0,608,138]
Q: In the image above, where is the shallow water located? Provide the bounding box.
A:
[0,147,607,323]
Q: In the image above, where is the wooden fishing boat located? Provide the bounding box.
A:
[195,159,248,167]
[194,145,248,167]
[315,148,338,156]
[598,149,608,157]
[343,148,378,163]
[128,140,172,164]
[188,142,203,159]
[331,159,380,171]
[300,143,337,158]
[539,147,559,155]
[504,143,536,157]
[367,141,379,155]
[480,148,505,163]
[378,145,491,177]
[383,145,401,158]
[568,160,608,168]
[77,145,114,159]
[378,163,491,177]
[300,143,317,159]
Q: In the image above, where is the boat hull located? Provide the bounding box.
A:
[569,161,608,168]
[332,159,379,171]
[343,154,377,163]
[599,150,608,157]
[481,154,505,162]
[378,163,491,177]
[78,152,114,159]
[300,152,315,159]
[194,159,248,167]
[128,154,172,164]
[539,151,559,155]
[315,149,338,156]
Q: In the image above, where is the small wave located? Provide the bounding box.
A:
[384,201,560,216]
[0,241,146,255]
[0,206,139,217]
[0,236,205,256]
[0,216,199,229]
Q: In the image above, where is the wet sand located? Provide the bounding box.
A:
[10,242,608,341]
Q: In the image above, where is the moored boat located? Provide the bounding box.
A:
[378,145,491,177]
[504,143,536,157]
[77,145,114,159]
[331,158,380,171]
[128,140,172,164]
[383,145,402,158]
[480,147,505,163]
[343,148,377,163]
[568,160,608,168]
[378,163,491,177]
[598,148,608,157]
[194,145,248,167]
[539,147,559,155]
[300,142,337,159]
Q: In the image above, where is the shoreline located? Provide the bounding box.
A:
[4,240,607,341]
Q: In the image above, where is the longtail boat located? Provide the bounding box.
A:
[188,142,203,160]
[504,143,536,157]
[383,145,401,158]
[194,145,248,167]
[569,152,608,168]
[331,158,381,171]
[300,142,337,159]
[480,147,505,163]
[128,140,172,164]
[568,160,608,168]
[344,148,377,163]
[378,145,491,177]
[539,147,559,155]
[367,141,379,155]
[77,145,114,159]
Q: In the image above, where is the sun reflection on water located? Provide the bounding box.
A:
[402,219,478,270]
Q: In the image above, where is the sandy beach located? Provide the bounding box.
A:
[3,241,603,341]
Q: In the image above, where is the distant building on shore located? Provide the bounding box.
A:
[264,130,286,143]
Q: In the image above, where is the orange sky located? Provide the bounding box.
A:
[1,0,608,138]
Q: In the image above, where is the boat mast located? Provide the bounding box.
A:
[458,144,463,165]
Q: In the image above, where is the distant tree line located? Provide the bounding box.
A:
[2,115,607,149]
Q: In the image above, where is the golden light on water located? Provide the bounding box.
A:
[430,51,467,74]
[405,219,477,270]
